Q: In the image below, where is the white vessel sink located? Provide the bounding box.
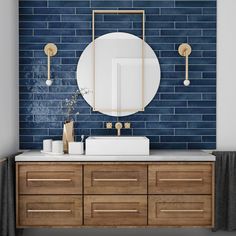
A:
[85,136,150,156]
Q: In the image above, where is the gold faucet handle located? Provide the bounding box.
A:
[106,122,112,129]
[124,122,131,129]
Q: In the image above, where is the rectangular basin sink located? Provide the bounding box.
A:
[86,136,150,156]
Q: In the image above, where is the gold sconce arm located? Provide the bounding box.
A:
[178,43,191,86]
[44,43,57,86]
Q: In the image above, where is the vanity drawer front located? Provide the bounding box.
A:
[84,165,147,194]
[18,195,82,227]
[84,195,147,226]
[17,163,82,194]
[148,195,212,227]
[148,163,212,194]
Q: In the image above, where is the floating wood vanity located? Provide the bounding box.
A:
[15,150,215,228]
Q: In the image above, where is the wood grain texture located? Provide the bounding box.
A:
[84,164,147,194]
[18,195,82,227]
[148,195,212,227]
[148,163,212,194]
[15,161,215,228]
[84,195,147,226]
[18,163,82,194]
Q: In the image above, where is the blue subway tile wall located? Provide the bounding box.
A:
[19,0,216,150]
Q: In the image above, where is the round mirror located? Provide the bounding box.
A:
[77,32,161,117]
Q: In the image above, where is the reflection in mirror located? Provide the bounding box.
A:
[77,32,161,117]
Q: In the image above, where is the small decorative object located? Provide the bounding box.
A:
[68,142,84,155]
[63,89,89,153]
[43,139,52,152]
[52,140,64,154]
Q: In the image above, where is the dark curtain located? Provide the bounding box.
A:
[213,151,236,231]
[0,155,22,236]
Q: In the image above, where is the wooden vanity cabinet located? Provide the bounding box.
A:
[16,162,214,228]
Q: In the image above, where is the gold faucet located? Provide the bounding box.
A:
[115,122,123,136]
[106,122,131,136]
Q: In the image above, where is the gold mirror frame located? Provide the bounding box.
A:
[92,10,145,113]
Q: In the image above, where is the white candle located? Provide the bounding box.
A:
[43,139,52,153]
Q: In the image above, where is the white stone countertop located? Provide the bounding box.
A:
[15,150,215,162]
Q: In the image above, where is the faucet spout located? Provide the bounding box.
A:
[115,122,123,136]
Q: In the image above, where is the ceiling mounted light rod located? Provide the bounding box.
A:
[44,43,57,86]
[178,43,192,86]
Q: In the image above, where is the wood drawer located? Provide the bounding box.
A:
[17,163,82,194]
[148,163,212,194]
[84,165,147,194]
[84,195,147,226]
[148,195,212,227]
[18,195,82,227]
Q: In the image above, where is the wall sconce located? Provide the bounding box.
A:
[178,43,192,86]
[44,43,57,86]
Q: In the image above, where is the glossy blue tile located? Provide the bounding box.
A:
[176,22,216,29]
[92,1,132,7]
[146,122,186,129]
[20,15,60,21]
[188,143,216,149]
[175,108,216,114]
[202,136,216,142]
[175,129,216,136]
[19,1,47,8]
[160,115,202,122]
[203,8,216,15]
[19,0,216,150]
[133,1,174,7]
[188,101,215,107]
[49,1,90,8]
[161,30,201,36]
[188,15,216,22]
[34,7,76,15]
[150,143,187,149]
[202,115,216,121]
[161,136,201,143]
[188,122,216,129]
[19,8,33,14]
[175,1,216,8]
[34,29,76,36]
[161,8,202,15]
[146,15,187,22]
[19,22,47,28]
[175,86,216,93]
[49,22,91,29]
[160,94,201,100]
[133,129,174,136]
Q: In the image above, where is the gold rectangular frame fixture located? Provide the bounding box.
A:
[92,10,145,113]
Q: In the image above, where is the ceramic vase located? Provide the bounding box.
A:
[63,120,74,153]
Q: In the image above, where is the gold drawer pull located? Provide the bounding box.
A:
[93,178,138,182]
[27,178,72,182]
[160,209,204,213]
[27,209,72,213]
[159,178,203,182]
[93,209,139,213]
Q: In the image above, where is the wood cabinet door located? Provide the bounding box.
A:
[17,163,82,194]
[84,164,147,194]
[148,195,212,227]
[84,195,147,226]
[18,195,82,227]
[148,163,212,194]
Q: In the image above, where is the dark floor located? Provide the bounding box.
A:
[20,228,236,236]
